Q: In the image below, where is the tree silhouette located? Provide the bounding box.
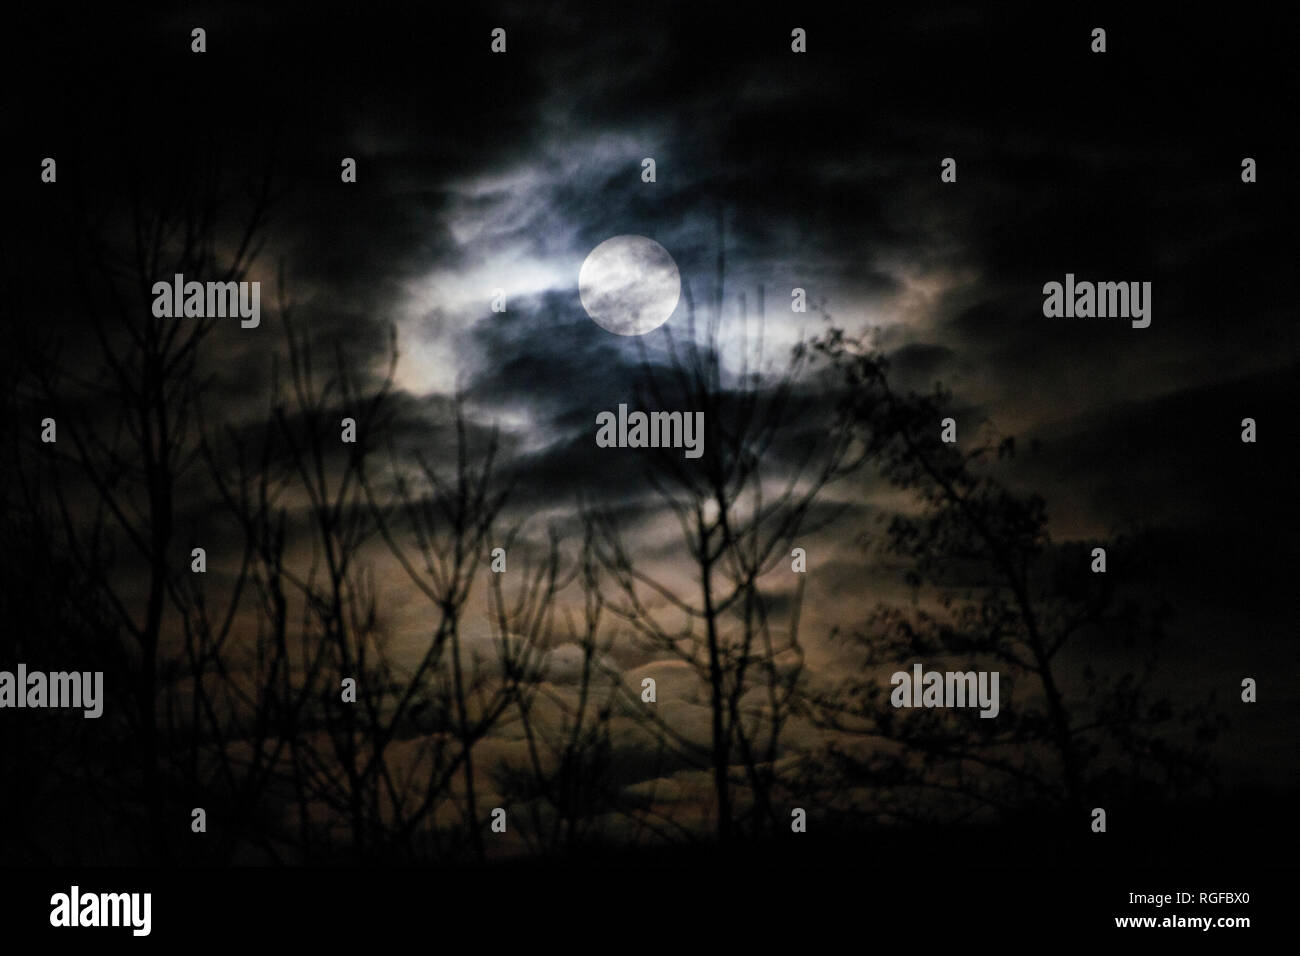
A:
[21,150,274,861]
[804,332,1222,826]
[587,245,856,843]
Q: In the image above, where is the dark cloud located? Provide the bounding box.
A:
[7,1,1297,842]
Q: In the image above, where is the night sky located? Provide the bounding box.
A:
[3,0,1297,896]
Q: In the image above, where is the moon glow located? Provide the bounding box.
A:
[578,235,681,336]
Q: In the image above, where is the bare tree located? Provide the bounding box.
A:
[26,151,274,860]
[804,332,1221,825]
[492,524,627,857]
[587,256,856,843]
[356,397,571,860]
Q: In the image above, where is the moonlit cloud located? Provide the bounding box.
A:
[10,1,1295,857]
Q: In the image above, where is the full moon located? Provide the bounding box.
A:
[578,235,681,335]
